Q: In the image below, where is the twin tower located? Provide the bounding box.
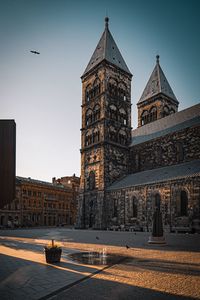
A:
[77,18,178,229]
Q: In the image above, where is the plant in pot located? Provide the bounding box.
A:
[44,239,62,263]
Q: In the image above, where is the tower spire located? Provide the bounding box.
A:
[82,17,131,77]
[105,16,109,29]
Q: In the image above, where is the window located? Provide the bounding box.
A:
[180,191,188,216]
[149,107,157,122]
[154,194,161,211]
[85,84,92,102]
[89,171,95,190]
[108,79,117,97]
[119,108,127,125]
[163,105,169,117]
[141,110,148,126]
[93,130,100,143]
[93,78,101,97]
[109,104,117,120]
[113,199,118,217]
[109,126,117,142]
[118,130,127,145]
[85,131,93,146]
[170,108,175,114]
[86,109,93,126]
[132,197,138,218]
[93,105,100,121]
[118,82,127,100]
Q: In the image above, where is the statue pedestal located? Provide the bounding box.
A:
[148,235,166,244]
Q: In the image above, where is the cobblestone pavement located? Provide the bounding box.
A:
[0,228,200,300]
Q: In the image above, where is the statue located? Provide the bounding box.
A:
[148,207,166,244]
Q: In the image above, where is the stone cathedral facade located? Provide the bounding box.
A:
[76,18,200,232]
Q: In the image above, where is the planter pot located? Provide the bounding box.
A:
[44,247,62,263]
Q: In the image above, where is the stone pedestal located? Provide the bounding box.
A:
[148,235,166,244]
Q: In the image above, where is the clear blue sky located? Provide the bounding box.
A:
[0,0,199,182]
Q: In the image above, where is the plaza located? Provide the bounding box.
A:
[0,228,199,299]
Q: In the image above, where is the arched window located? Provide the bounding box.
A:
[93,129,100,143]
[141,110,148,126]
[93,78,101,97]
[85,84,92,102]
[85,134,89,146]
[109,104,117,120]
[109,126,117,142]
[180,191,188,216]
[118,130,127,145]
[89,171,95,190]
[86,109,93,126]
[118,82,127,100]
[113,199,118,217]
[85,131,92,146]
[170,108,175,114]
[132,197,138,218]
[108,79,117,97]
[163,105,169,117]
[93,105,100,121]
[149,106,157,122]
[119,107,127,125]
[154,194,161,211]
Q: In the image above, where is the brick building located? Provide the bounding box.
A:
[76,18,200,232]
[0,120,16,209]
[0,175,79,228]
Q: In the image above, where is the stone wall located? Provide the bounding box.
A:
[105,176,200,232]
[130,125,200,173]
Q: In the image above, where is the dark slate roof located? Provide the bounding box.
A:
[16,176,69,191]
[131,103,200,146]
[82,18,131,77]
[107,160,200,191]
[138,56,178,104]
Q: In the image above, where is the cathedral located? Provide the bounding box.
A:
[76,18,200,232]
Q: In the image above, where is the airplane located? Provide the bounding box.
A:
[30,50,40,55]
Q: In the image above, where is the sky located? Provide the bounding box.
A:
[0,0,199,182]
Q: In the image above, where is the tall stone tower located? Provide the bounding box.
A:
[137,55,179,127]
[77,18,132,229]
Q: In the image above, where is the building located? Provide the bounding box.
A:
[0,120,16,209]
[52,174,80,224]
[76,18,200,232]
[0,175,79,228]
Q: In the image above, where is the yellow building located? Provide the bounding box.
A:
[0,175,79,228]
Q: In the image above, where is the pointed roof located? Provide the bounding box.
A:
[82,18,132,77]
[138,55,178,104]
